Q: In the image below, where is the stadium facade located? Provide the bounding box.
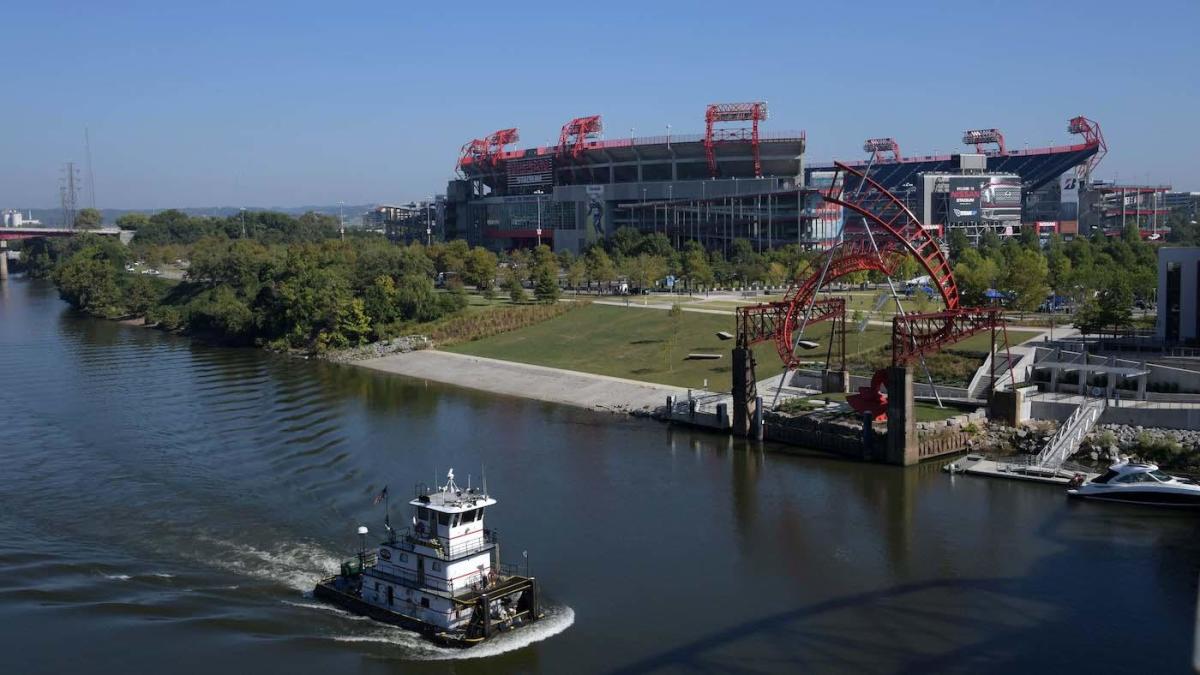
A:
[440,105,1117,253]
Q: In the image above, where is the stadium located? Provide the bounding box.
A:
[438,103,1125,253]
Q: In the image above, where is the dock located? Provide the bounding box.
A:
[945,454,1098,486]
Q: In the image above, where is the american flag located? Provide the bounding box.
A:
[372,485,388,505]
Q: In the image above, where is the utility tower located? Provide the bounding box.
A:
[60,162,80,229]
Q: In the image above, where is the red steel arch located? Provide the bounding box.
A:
[767,162,959,366]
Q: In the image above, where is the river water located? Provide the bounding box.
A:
[1,276,1199,674]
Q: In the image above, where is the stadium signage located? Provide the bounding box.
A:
[506,157,555,190]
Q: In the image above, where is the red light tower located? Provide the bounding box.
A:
[1068,115,1107,180]
[457,128,520,171]
[863,137,901,162]
[962,128,1006,154]
[483,128,520,165]
[558,115,603,160]
[705,101,769,178]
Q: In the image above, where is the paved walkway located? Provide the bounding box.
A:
[354,350,688,414]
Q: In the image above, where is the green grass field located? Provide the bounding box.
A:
[443,302,1041,389]
[445,304,780,388]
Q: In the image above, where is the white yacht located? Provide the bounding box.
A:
[314,470,543,646]
[1067,461,1200,507]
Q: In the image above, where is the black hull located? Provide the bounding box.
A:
[313,574,542,648]
[1068,489,1200,508]
[313,579,480,648]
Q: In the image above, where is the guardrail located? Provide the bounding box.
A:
[392,528,497,560]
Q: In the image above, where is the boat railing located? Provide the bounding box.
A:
[393,527,498,560]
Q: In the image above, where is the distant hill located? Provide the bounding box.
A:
[9,205,377,227]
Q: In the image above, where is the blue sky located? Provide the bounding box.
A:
[2,0,1197,209]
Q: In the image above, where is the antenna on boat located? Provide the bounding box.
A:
[482,464,487,497]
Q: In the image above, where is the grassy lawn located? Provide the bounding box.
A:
[445,303,784,388]
[443,302,1042,390]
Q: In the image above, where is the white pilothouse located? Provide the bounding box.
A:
[314,470,542,646]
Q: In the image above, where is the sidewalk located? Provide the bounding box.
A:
[355,349,689,414]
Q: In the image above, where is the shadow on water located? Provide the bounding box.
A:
[610,451,1200,674]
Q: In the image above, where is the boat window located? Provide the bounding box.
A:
[1149,470,1174,482]
[417,506,430,523]
[421,597,430,608]
[437,512,451,527]
[460,509,478,524]
[1091,470,1120,484]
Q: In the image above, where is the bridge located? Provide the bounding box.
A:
[0,227,125,280]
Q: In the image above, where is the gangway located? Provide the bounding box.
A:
[1034,396,1107,471]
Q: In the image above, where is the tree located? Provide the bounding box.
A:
[609,226,644,259]
[680,246,714,292]
[585,247,617,290]
[978,229,1002,258]
[124,274,160,316]
[334,298,373,349]
[363,275,401,326]
[1004,248,1050,316]
[434,239,470,277]
[508,248,531,283]
[533,259,560,303]
[953,249,1001,305]
[115,213,150,230]
[1045,234,1072,293]
[52,240,127,317]
[1018,223,1041,250]
[463,247,499,290]
[622,253,668,292]
[506,270,526,303]
[566,259,587,292]
[1075,274,1133,336]
[393,273,441,322]
[75,208,103,228]
[946,228,970,263]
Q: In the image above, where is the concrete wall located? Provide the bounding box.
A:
[1030,399,1200,430]
[790,368,970,399]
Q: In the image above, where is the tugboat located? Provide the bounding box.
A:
[314,470,543,647]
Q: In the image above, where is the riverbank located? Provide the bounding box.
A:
[355,349,688,415]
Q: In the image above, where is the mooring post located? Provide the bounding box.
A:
[480,593,491,638]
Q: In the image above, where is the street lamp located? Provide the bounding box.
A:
[666,124,671,150]
[534,190,544,247]
[239,207,246,238]
[338,200,345,240]
[426,196,433,246]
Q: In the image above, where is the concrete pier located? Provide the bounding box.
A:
[0,241,8,281]
[885,366,918,466]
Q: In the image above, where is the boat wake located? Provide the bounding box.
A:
[326,604,576,659]
[193,536,342,592]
